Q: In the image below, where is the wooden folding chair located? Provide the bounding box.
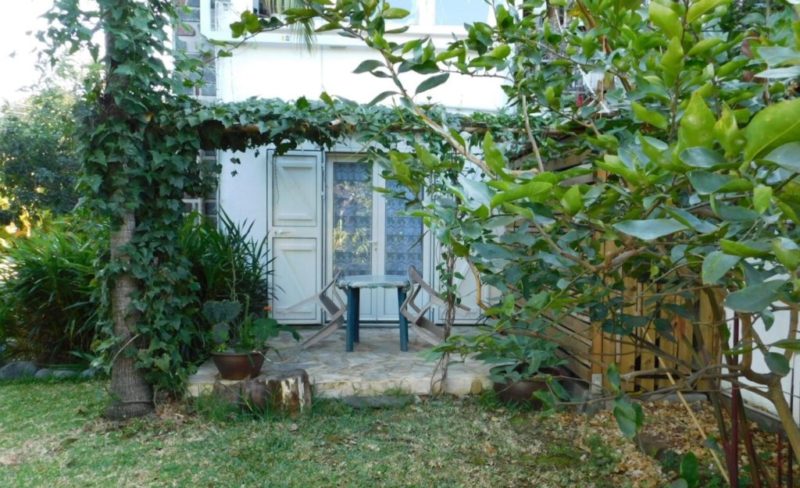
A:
[400,265,471,345]
[284,270,347,348]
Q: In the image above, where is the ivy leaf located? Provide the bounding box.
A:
[765,352,791,376]
[613,219,687,241]
[415,73,449,95]
[702,251,740,284]
[725,280,786,313]
[744,98,800,162]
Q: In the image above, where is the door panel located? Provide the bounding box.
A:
[272,238,319,321]
[271,153,322,323]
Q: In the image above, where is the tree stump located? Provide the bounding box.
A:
[212,368,312,416]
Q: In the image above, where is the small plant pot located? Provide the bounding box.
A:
[211,352,264,380]
[492,367,562,408]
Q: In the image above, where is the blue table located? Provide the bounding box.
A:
[336,274,411,352]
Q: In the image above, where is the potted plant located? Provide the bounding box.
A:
[434,331,566,408]
[202,300,297,380]
[479,335,567,408]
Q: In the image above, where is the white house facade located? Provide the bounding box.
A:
[180,0,505,324]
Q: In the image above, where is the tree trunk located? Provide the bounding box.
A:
[104,212,153,419]
[212,369,313,416]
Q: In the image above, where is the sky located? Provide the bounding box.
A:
[0,1,56,104]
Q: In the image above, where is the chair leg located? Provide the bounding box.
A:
[398,288,409,352]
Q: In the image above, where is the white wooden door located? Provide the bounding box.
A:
[270,152,323,323]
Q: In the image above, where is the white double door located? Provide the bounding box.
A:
[270,151,427,323]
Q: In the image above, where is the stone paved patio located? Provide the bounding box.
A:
[187,326,493,398]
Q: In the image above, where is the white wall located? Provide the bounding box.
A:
[218,149,269,246]
[723,307,800,423]
[206,0,507,110]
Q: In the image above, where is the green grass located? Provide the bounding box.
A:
[0,381,648,487]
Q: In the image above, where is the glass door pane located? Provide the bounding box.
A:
[332,161,373,276]
[384,180,423,276]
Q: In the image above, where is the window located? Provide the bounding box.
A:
[386,0,420,25]
[253,0,294,16]
[434,0,490,26]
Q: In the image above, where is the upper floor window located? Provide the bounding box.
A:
[434,0,491,26]
[253,0,293,16]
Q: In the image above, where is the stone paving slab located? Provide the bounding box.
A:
[187,327,492,398]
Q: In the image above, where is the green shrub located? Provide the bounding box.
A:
[180,211,273,316]
[0,216,106,364]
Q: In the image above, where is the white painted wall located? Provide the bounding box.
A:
[218,149,269,246]
[205,0,507,110]
[723,306,800,423]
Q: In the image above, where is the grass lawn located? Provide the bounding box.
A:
[0,381,664,487]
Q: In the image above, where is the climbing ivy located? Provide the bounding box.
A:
[41,0,517,403]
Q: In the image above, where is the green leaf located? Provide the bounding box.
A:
[415,73,449,95]
[649,1,683,39]
[687,38,723,56]
[631,102,668,129]
[743,98,800,162]
[702,251,740,284]
[561,186,583,215]
[607,363,621,393]
[613,219,687,241]
[367,90,397,106]
[772,237,800,270]
[688,171,733,194]
[353,59,382,74]
[680,148,726,169]
[720,239,771,258]
[679,452,700,488]
[714,104,743,157]
[383,7,410,19]
[725,280,786,313]
[613,397,644,438]
[660,37,684,86]
[687,0,729,23]
[483,132,506,174]
[765,352,791,376]
[753,185,773,213]
[761,142,800,172]
[679,92,716,149]
[771,339,800,351]
[488,44,511,59]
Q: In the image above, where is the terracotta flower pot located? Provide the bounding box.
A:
[211,351,264,380]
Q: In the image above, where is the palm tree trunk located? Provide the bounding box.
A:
[104,212,153,419]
